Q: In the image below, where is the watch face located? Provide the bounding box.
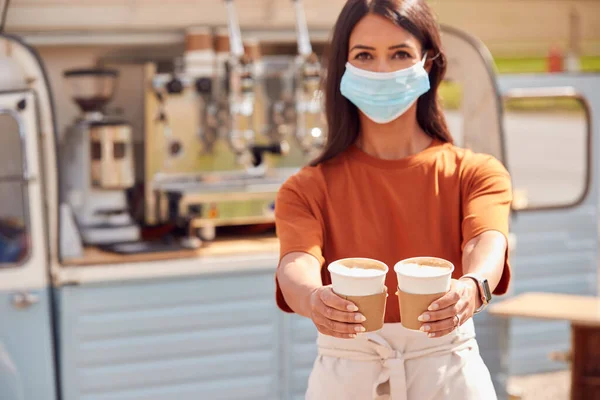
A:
[482,279,492,302]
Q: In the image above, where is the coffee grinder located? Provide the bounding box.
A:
[60,68,140,245]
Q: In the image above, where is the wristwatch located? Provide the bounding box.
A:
[461,273,492,314]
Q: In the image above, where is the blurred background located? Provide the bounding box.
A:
[5,0,600,134]
[0,1,598,399]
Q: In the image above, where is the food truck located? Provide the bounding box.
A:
[0,1,598,399]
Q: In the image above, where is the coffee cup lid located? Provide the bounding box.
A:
[328,257,388,279]
[394,256,454,278]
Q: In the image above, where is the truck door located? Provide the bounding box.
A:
[437,26,511,399]
[0,89,57,400]
[498,74,599,375]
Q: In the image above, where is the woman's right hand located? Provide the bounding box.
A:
[309,286,367,338]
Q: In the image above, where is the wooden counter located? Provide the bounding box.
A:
[489,292,600,327]
[489,292,600,400]
[61,235,280,267]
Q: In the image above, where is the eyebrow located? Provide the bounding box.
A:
[349,43,414,52]
[389,44,412,50]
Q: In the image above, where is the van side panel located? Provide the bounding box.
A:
[56,272,282,400]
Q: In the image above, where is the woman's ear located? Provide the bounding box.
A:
[424,50,433,73]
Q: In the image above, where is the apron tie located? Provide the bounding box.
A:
[318,331,475,400]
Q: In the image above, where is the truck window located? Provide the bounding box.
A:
[0,113,30,267]
[504,96,590,210]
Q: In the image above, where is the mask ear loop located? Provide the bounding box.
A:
[424,50,443,63]
[421,50,442,70]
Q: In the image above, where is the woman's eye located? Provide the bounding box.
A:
[392,51,411,60]
[354,52,372,61]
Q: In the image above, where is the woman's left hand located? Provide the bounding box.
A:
[417,278,481,338]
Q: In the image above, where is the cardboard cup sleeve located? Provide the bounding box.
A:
[338,286,388,332]
[397,289,446,330]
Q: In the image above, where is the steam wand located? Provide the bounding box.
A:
[222,0,288,168]
[290,0,326,156]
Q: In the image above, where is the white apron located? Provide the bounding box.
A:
[306,319,497,400]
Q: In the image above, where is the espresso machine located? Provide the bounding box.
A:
[60,68,140,245]
[114,0,327,243]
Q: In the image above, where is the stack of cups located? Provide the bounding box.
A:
[328,258,388,332]
[394,257,454,330]
[184,27,215,78]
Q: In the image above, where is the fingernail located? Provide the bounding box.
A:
[348,334,357,339]
[420,325,431,332]
[355,326,366,332]
[355,314,366,322]
[418,314,430,322]
[428,304,439,311]
[428,333,436,338]
[347,305,359,312]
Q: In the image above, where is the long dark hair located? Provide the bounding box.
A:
[311,0,453,166]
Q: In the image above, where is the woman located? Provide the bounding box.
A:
[275,0,512,399]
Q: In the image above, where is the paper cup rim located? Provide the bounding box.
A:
[327,257,389,279]
[393,256,454,279]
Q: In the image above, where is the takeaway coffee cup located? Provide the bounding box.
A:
[394,257,454,331]
[327,258,388,332]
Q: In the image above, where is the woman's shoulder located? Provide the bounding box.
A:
[438,143,509,176]
[278,164,328,205]
[281,151,350,190]
[282,164,325,188]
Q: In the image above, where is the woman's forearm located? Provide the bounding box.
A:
[276,252,324,318]
[423,230,509,336]
[461,230,507,299]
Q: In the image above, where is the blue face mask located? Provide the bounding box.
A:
[340,55,430,124]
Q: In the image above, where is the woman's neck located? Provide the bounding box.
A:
[356,106,432,160]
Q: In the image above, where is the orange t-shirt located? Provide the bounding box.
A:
[274,139,513,323]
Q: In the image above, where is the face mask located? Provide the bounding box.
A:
[340,55,430,124]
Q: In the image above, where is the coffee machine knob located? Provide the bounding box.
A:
[195,78,212,94]
[166,77,184,94]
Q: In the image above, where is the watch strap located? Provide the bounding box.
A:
[461,273,491,314]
